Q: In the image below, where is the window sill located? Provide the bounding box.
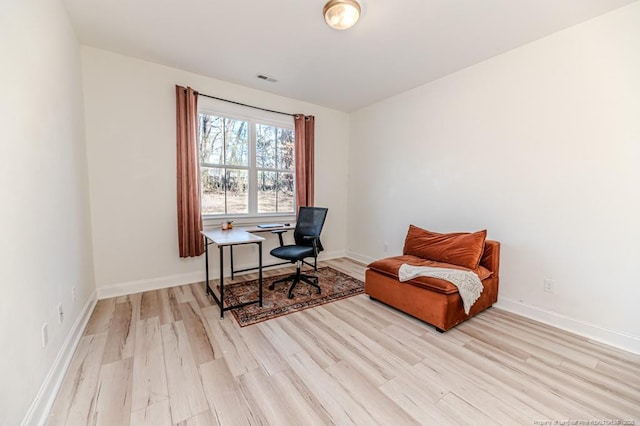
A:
[202,213,296,229]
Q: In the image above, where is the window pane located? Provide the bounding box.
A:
[256,124,276,169]
[257,171,295,213]
[200,167,225,215]
[225,169,248,214]
[199,115,224,165]
[224,118,248,166]
[278,172,295,212]
[200,167,248,215]
[257,171,277,213]
[277,128,295,171]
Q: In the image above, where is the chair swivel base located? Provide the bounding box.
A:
[269,272,321,299]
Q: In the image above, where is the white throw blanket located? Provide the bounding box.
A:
[398,264,483,315]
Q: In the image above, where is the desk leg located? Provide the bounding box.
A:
[204,237,210,295]
[258,241,263,307]
[230,245,235,280]
[219,245,224,318]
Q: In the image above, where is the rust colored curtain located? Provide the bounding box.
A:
[294,114,315,211]
[176,85,204,257]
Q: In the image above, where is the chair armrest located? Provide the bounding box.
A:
[271,229,288,246]
[303,235,321,255]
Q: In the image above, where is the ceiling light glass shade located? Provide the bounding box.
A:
[323,0,361,30]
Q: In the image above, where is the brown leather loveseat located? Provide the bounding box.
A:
[365,225,500,332]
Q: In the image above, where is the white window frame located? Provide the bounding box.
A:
[198,99,296,225]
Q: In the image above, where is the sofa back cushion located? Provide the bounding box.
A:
[403,225,487,269]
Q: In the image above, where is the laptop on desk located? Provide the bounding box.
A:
[257,223,284,229]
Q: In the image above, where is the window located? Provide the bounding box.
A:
[198,110,295,217]
[256,123,295,213]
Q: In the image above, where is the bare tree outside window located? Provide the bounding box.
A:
[199,114,249,215]
[256,124,294,213]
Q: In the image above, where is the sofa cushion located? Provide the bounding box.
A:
[403,225,487,270]
[368,255,492,295]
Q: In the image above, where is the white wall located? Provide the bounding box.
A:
[0,0,95,425]
[80,47,350,296]
[348,3,640,352]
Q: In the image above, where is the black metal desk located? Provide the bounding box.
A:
[228,223,295,279]
[202,229,265,318]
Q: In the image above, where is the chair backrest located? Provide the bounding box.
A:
[294,207,328,251]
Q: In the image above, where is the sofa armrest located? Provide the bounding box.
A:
[480,240,500,276]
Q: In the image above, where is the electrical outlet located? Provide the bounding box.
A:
[72,287,77,303]
[42,323,48,348]
[543,278,555,294]
[57,303,64,323]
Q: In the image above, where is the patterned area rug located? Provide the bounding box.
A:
[223,266,364,327]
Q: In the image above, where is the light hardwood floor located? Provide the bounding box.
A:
[47,258,640,425]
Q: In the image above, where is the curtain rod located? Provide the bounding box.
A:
[196,92,296,117]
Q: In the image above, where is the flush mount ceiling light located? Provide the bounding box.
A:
[323,0,361,30]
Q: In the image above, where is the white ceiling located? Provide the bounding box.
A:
[62,0,636,112]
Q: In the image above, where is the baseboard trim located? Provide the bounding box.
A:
[97,250,349,300]
[318,249,347,261]
[496,297,640,355]
[21,290,98,426]
[345,250,640,355]
[345,250,376,265]
[97,271,205,299]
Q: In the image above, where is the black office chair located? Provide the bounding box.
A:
[269,207,328,299]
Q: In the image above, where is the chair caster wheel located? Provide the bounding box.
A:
[316,288,321,294]
[268,284,275,290]
[288,293,294,299]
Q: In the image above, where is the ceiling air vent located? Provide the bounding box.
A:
[256,74,277,83]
